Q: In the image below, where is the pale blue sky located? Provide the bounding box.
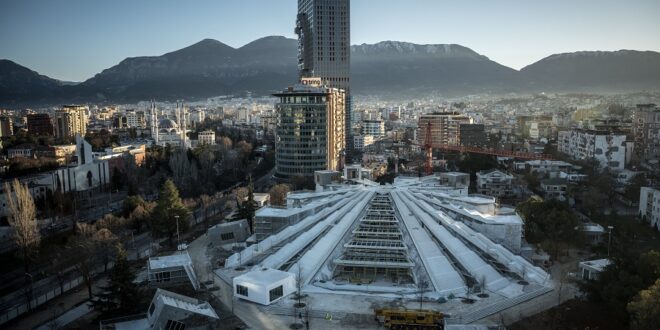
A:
[1,0,659,81]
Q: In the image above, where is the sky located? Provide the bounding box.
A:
[1,0,659,82]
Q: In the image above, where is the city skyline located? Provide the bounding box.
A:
[2,0,660,82]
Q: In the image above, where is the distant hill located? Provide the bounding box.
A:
[71,36,299,102]
[2,37,660,105]
[351,41,520,95]
[520,50,660,92]
[0,59,64,105]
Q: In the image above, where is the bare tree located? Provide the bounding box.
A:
[5,179,40,272]
[169,149,199,196]
[295,264,304,307]
[269,184,291,206]
[69,223,102,298]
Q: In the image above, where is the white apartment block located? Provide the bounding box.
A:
[639,187,660,230]
[558,129,627,170]
[361,120,385,137]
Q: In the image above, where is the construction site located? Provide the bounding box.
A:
[209,170,555,328]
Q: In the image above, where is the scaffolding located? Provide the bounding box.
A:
[334,193,414,284]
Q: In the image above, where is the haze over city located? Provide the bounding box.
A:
[2,0,660,81]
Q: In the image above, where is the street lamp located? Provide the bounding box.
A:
[607,226,614,258]
[175,215,180,250]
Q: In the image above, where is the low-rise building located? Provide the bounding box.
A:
[523,160,577,174]
[578,258,611,281]
[639,187,660,230]
[540,178,568,199]
[233,267,296,305]
[198,130,215,145]
[7,145,34,158]
[476,169,514,198]
[207,219,250,245]
[100,288,219,330]
[147,251,200,291]
[580,223,606,245]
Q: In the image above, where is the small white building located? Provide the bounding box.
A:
[639,187,660,230]
[578,258,611,281]
[198,130,215,146]
[233,267,296,305]
[253,193,270,207]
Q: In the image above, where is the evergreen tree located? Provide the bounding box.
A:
[153,179,190,246]
[237,176,256,233]
[92,246,140,316]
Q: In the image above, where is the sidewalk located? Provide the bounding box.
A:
[7,278,107,330]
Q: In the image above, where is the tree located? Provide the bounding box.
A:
[624,174,647,203]
[122,195,146,217]
[269,184,290,206]
[627,279,660,330]
[295,264,305,308]
[516,196,582,259]
[111,168,125,191]
[69,223,98,299]
[153,180,190,246]
[4,179,40,272]
[581,250,660,325]
[129,203,153,233]
[236,176,257,233]
[92,245,140,316]
[94,227,119,272]
[168,150,199,197]
[199,194,212,229]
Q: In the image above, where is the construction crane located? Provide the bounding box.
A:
[422,122,553,176]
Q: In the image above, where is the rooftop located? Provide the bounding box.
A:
[579,258,611,272]
[148,251,193,270]
[234,267,293,286]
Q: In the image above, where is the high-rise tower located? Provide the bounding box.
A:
[296,0,351,148]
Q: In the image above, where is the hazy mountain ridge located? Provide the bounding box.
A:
[520,50,660,92]
[2,37,660,105]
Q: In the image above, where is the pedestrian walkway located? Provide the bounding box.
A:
[35,300,93,330]
[6,278,107,330]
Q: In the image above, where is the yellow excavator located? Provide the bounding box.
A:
[374,308,445,329]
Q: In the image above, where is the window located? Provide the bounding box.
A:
[236,284,248,296]
[269,285,284,302]
[165,319,185,330]
[155,271,171,283]
[220,232,235,241]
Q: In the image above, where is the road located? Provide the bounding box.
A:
[187,232,290,330]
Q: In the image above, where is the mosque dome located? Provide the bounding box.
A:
[159,118,179,130]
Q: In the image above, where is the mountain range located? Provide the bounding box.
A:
[2,35,660,105]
